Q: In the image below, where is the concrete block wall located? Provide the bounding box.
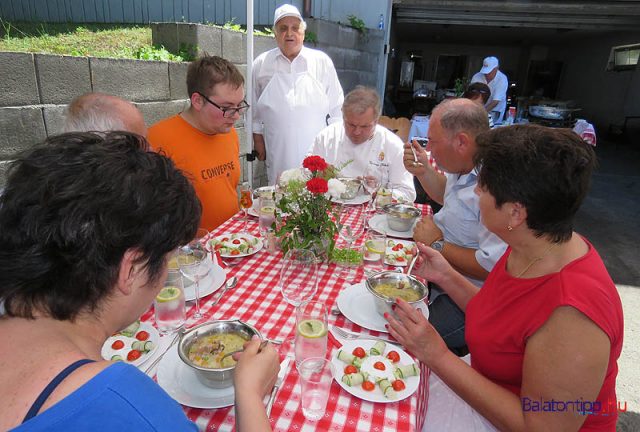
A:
[306,18,384,94]
[0,24,278,189]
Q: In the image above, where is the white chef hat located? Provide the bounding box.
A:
[274,4,304,24]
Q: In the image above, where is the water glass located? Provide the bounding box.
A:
[279,249,318,307]
[154,270,186,334]
[178,228,211,320]
[258,196,276,238]
[295,301,328,368]
[376,183,394,209]
[363,231,387,273]
[298,358,334,421]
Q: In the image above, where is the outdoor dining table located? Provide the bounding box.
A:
[142,203,433,431]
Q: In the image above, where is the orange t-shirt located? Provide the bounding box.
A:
[148,115,240,231]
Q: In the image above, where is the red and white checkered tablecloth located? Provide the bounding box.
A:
[142,204,432,432]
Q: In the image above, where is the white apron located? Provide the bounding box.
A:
[256,71,329,184]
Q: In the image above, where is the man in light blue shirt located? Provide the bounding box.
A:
[403,98,507,353]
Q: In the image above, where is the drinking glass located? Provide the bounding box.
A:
[239,182,252,233]
[279,249,318,307]
[154,270,186,334]
[258,196,276,238]
[363,162,383,214]
[376,182,394,209]
[336,208,365,279]
[178,228,211,320]
[298,358,334,421]
[295,301,328,368]
[363,231,387,274]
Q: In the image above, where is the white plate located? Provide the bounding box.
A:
[101,322,159,367]
[157,345,235,409]
[368,214,416,239]
[209,233,263,258]
[184,261,226,301]
[331,339,419,403]
[332,193,371,206]
[385,239,417,267]
[336,282,388,333]
[247,205,259,217]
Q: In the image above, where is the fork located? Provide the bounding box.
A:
[331,326,400,347]
[144,326,185,375]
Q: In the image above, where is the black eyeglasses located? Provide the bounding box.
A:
[197,92,250,118]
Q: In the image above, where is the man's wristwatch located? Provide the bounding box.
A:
[430,239,445,252]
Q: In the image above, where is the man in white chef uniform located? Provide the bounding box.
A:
[311,86,416,203]
[252,4,344,184]
[470,56,508,124]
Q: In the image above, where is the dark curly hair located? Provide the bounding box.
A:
[475,124,596,243]
[0,132,202,321]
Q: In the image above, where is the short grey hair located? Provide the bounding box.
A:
[432,98,490,139]
[63,93,128,133]
[342,86,381,118]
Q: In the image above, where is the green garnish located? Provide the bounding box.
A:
[331,248,364,265]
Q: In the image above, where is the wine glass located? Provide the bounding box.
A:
[363,162,383,214]
[279,248,318,307]
[178,228,211,320]
[239,182,252,233]
[336,208,366,279]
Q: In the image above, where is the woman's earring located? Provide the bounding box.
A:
[507,225,513,231]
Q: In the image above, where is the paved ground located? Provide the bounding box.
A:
[573,139,640,430]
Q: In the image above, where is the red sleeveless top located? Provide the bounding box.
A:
[466,240,624,431]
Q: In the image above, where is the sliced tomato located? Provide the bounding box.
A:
[127,350,142,362]
[135,331,150,341]
[361,381,375,391]
[386,351,401,363]
[232,239,241,245]
[395,256,406,262]
[352,347,366,358]
[220,237,229,242]
[373,361,386,371]
[111,340,125,350]
[392,380,406,391]
[230,249,241,256]
[344,365,358,375]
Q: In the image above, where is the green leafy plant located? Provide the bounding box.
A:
[347,14,367,33]
[454,77,469,96]
[223,18,242,32]
[304,31,318,44]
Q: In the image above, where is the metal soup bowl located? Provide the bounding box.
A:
[365,271,429,317]
[338,177,362,200]
[178,320,261,388]
[383,203,421,232]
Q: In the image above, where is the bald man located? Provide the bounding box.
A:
[63,92,147,137]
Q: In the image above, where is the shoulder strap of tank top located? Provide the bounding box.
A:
[22,359,96,423]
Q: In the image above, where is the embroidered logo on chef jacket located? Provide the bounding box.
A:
[378,151,385,162]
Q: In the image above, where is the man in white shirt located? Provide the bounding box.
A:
[311,86,416,202]
[252,4,344,184]
[403,98,506,353]
[470,56,508,123]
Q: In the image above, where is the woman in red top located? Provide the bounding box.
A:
[387,125,623,431]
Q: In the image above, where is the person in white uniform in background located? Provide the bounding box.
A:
[311,86,416,203]
[252,3,344,184]
[470,56,508,124]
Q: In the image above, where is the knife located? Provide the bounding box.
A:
[266,355,292,417]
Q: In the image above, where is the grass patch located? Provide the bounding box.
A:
[0,21,191,61]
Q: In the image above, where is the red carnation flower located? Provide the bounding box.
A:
[306,177,329,195]
[303,155,328,172]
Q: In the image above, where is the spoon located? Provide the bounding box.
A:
[210,276,238,307]
[221,339,269,361]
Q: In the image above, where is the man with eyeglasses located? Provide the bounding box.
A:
[148,55,248,231]
[252,3,344,184]
[311,86,416,202]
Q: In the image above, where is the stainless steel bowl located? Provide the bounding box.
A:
[383,203,421,232]
[178,320,261,388]
[528,105,579,120]
[253,186,275,199]
[365,271,429,317]
[338,177,362,200]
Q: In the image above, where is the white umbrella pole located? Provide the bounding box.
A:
[246,0,254,188]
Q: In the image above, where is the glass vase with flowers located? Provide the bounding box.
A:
[275,156,349,261]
